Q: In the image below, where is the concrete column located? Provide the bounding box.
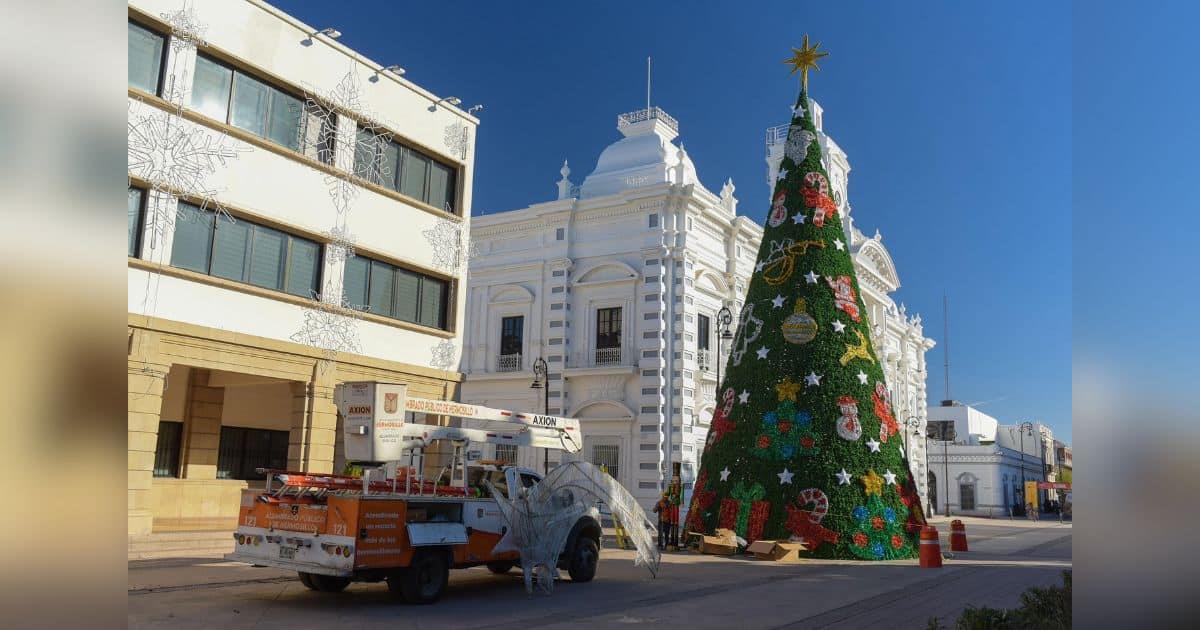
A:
[181,369,224,479]
[288,371,338,473]
[128,356,170,538]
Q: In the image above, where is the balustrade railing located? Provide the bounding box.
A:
[569,347,629,368]
[617,107,679,133]
[496,353,523,372]
[697,348,713,372]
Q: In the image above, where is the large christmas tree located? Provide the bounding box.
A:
[687,37,926,560]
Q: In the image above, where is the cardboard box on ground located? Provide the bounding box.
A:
[690,528,739,555]
[746,539,807,562]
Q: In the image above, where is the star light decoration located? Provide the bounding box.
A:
[792,212,806,225]
[783,34,830,91]
[772,294,786,308]
[831,320,847,333]
[778,468,794,485]
[720,466,731,482]
[738,390,751,404]
[861,469,884,496]
[857,370,869,385]
[882,470,898,486]
[804,270,819,284]
[836,468,853,485]
[805,372,822,387]
[866,438,881,453]
[775,377,801,402]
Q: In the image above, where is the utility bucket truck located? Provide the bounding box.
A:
[225,382,600,603]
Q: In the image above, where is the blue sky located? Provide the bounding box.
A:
[275,1,1072,442]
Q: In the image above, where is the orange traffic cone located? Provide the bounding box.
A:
[919,525,943,568]
[950,519,968,552]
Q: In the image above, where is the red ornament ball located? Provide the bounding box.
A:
[801,436,815,448]
[779,421,792,434]
[890,534,904,549]
[853,532,869,547]
[871,516,885,530]
[757,435,771,449]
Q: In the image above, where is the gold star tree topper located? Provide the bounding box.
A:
[784,35,829,90]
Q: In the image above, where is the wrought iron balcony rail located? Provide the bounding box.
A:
[617,107,679,133]
[496,353,523,372]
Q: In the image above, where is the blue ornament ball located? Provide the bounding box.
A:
[883,508,897,523]
[853,506,869,522]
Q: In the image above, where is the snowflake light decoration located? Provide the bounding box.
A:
[430,339,457,371]
[290,291,365,362]
[160,2,208,51]
[422,218,468,273]
[444,121,470,161]
[785,128,817,164]
[128,104,247,245]
[323,224,357,263]
[300,68,395,214]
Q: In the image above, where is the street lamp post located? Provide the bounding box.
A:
[531,357,550,474]
[1016,421,1034,515]
[901,416,926,515]
[716,306,734,387]
[927,421,954,517]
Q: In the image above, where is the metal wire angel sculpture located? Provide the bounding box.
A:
[485,461,660,594]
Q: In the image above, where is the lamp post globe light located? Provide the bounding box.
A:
[531,357,550,473]
[1015,421,1035,515]
[716,305,734,387]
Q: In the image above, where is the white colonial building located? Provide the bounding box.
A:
[463,107,761,509]
[127,0,477,556]
[925,402,1057,517]
[463,101,935,513]
[766,102,937,510]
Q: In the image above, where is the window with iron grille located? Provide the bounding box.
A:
[592,444,619,480]
[153,420,183,478]
[495,443,518,464]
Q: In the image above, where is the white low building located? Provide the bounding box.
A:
[462,101,936,512]
[925,402,1056,516]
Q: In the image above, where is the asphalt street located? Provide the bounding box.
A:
[128,516,1072,629]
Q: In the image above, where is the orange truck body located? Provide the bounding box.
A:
[228,470,524,577]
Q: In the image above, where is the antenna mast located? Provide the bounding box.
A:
[646,56,652,112]
[943,292,951,403]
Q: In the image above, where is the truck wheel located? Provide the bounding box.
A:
[298,572,317,590]
[400,550,449,604]
[309,574,351,592]
[486,561,515,574]
[567,536,599,582]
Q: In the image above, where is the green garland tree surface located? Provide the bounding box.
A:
[687,45,926,560]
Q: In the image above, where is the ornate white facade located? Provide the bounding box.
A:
[463,100,935,513]
[462,108,761,510]
[766,101,937,510]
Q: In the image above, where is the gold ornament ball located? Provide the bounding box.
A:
[782,310,818,345]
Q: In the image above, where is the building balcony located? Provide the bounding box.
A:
[496,353,523,372]
[563,347,637,377]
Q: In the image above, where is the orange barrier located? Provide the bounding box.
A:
[949,519,968,552]
[919,525,943,568]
